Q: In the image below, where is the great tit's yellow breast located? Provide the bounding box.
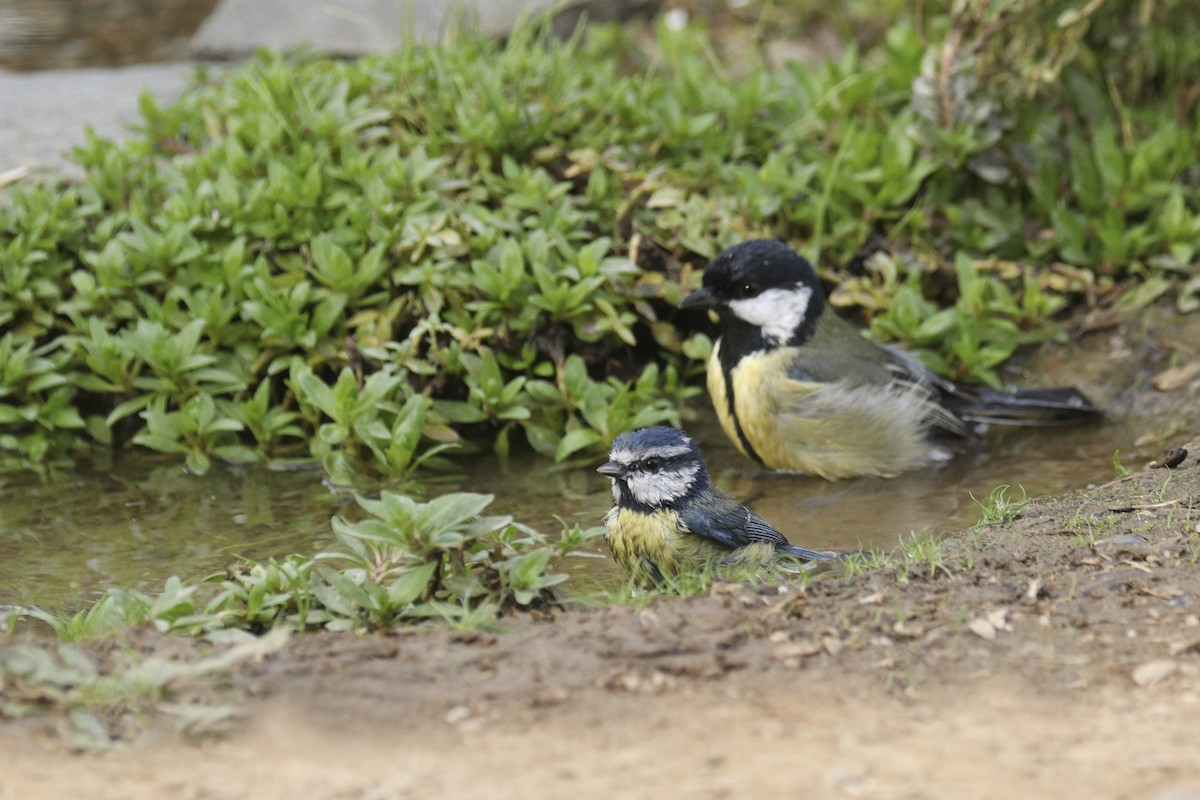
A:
[709,342,936,478]
[724,347,800,464]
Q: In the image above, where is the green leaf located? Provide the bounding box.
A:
[555,428,602,461]
[386,560,437,606]
[418,492,495,535]
[319,567,373,610]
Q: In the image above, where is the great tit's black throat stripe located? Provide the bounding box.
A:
[719,362,764,466]
[715,321,767,466]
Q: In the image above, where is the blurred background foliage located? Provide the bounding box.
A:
[1,0,1198,481]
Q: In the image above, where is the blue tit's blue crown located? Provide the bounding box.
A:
[609,425,696,459]
[603,426,714,513]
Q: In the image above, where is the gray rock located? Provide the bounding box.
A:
[191,0,569,59]
[0,64,194,178]
[0,0,664,180]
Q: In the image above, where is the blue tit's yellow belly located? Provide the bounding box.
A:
[604,507,722,578]
[708,342,938,479]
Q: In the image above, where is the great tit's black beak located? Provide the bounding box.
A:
[679,287,714,309]
[596,461,624,478]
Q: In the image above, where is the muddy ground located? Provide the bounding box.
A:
[3,308,1200,799]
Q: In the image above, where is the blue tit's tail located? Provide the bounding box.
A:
[776,543,838,562]
[950,386,1102,426]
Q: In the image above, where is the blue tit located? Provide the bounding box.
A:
[680,239,1101,479]
[597,426,835,583]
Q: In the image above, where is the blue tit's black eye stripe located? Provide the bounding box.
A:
[636,450,695,473]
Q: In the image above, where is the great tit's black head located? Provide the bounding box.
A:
[597,426,713,511]
[679,239,825,347]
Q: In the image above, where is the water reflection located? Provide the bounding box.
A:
[0,455,341,612]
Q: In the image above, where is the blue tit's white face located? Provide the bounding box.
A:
[726,282,813,347]
[605,437,703,509]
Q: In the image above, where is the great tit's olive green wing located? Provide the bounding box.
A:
[786,348,906,387]
[783,316,967,438]
[784,313,932,388]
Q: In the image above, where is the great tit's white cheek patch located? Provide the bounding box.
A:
[727,284,811,346]
[626,464,700,507]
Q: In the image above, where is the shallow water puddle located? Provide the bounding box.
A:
[0,412,1148,613]
[3,307,1196,613]
[0,457,340,612]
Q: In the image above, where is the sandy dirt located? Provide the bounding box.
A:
[3,308,1200,799]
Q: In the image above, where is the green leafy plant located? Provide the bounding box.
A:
[0,631,287,747]
[970,484,1029,526]
[1113,449,1130,477]
[3,5,1199,481]
[16,490,601,637]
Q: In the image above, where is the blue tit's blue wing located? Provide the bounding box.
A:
[678,504,747,551]
[680,501,787,549]
[737,510,792,546]
[681,501,835,563]
[738,510,834,561]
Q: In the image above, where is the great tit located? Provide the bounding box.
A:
[597,425,835,583]
[679,239,1100,479]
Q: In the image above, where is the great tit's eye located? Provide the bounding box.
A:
[641,456,663,471]
[734,282,755,298]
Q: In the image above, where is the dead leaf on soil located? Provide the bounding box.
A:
[969,618,996,641]
[604,669,676,694]
[891,620,924,638]
[1131,659,1178,687]
[1024,578,1043,603]
[1107,500,1181,513]
[1169,639,1200,656]
[1152,360,1200,391]
[759,592,809,620]
[1134,584,1181,601]
[772,641,823,660]
[0,167,29,188]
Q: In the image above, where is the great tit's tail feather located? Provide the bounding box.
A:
[954,386,1102,426]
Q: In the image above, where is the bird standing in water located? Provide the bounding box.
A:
[680,239,1100,479]
[597,426,834,583]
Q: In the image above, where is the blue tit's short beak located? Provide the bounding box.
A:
[596,461,624,478]
[679,287,714,309]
